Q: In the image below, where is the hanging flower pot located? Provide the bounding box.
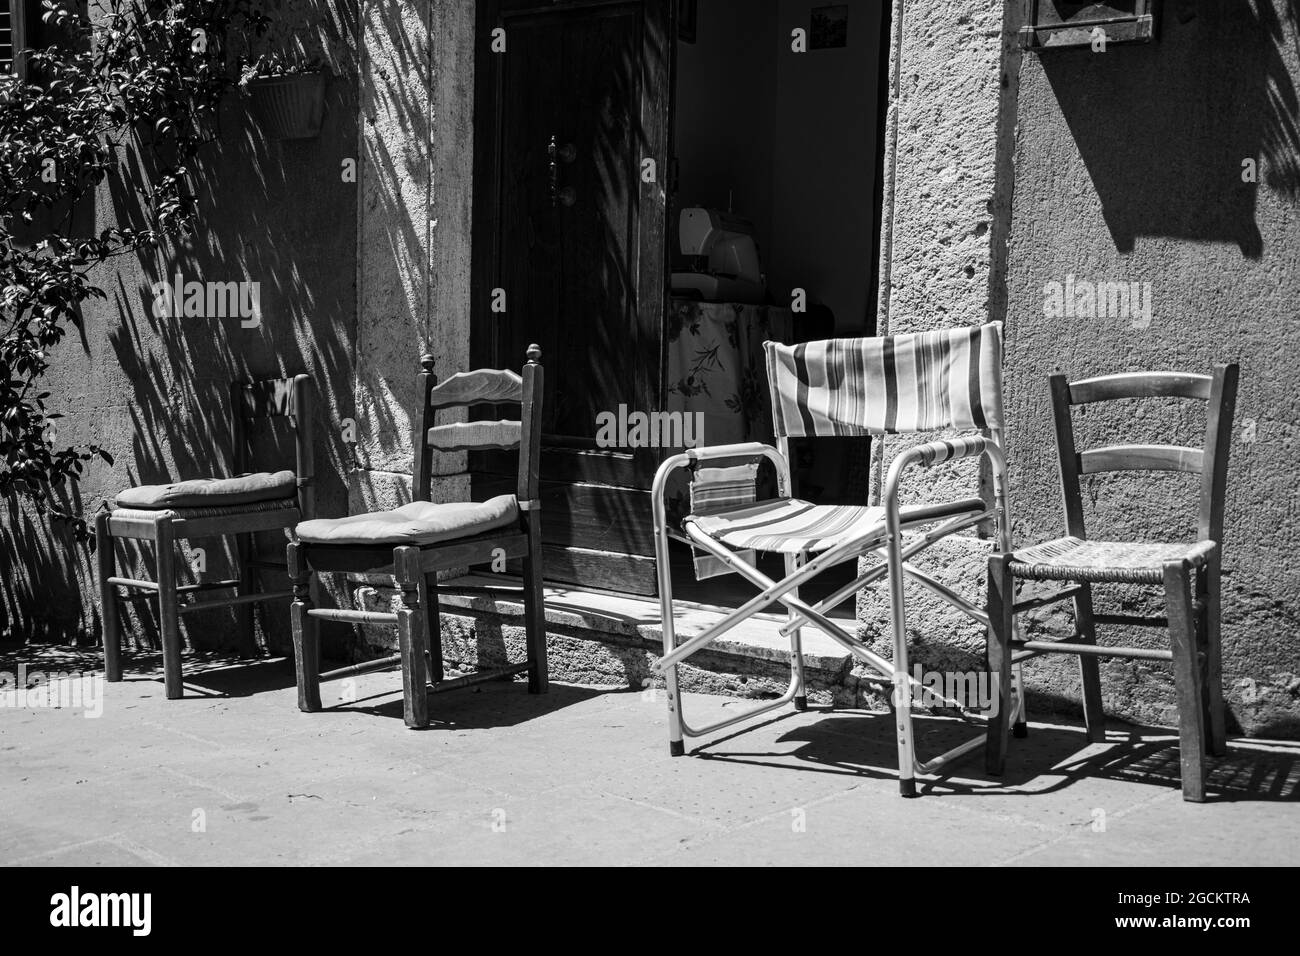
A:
[244,71,327,140]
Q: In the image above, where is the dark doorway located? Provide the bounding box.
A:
[471,0,675,595]
[470,0,891,600]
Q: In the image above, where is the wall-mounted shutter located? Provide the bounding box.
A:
[1,1,16,73]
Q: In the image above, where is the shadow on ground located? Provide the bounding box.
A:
[3,642,1297,802]
[691,707,1300,803]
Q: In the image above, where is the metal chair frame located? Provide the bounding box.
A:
[651,326,1024,797]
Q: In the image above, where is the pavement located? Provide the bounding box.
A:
[1,645,1297,866]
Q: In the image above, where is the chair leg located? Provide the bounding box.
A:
[95,512,122,683]
[787,554,808,711]
[236,531,256,653]
[656,538,686,757]
[1200,561,1227,757]
[985,553,1014,776]
[1165,561,1207,803]
[1012,609,1029,738]
[1073,582,1106,744]
[522,523,548,694]
[420,574,444,685]
[1012,664,1028,738]
[884,523,918,797]
[155,518,183,700]
[287,541,321,713]
[395,547,429,729]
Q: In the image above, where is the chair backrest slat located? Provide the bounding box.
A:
[412,347,543,507]
[428,420,522,452]
[230,373,314,519]
[429,368,523,409]
[1078,444,1204,476]
[1050,364,1238,546]
[1068,371,1212,404]
[238,378,299,419]
[764,321,1004,437]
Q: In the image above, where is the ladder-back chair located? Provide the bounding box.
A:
[985,364,1239,802]
[97,374,315,698]
[287,346,546,728]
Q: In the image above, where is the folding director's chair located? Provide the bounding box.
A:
[651,322,1023,796]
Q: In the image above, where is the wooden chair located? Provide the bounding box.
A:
[97,374,315,698]
[287,346,547,728]
[985,365,1239,802]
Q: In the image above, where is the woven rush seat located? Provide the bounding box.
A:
[109,497,298,522]
[1008,536,1210,584]
[295,494,519,547]
[689,496,986,554]
[113,470,297,510]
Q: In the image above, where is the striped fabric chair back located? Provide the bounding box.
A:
[764,322,1005,437]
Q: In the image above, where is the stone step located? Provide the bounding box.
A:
[436,573,856,676]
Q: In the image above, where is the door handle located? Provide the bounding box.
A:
[548,134,577,208]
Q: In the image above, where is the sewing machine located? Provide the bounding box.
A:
[671,207,766,305]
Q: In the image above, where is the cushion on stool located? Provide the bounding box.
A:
[295,494,520,546]
[114,470,297,510]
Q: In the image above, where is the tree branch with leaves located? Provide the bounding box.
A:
[0,0,277,542]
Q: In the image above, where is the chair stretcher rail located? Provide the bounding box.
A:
[177,589,292,614]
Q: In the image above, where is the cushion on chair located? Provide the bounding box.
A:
[113,470,297,510]
[1009,536,1209,584]
[295,494,520,546]
[689,497,987,554]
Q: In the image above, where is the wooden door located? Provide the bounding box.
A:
[472,0,674,595]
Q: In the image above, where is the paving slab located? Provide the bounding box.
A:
[1,647,1295,866]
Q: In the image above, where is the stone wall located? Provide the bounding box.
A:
[1004,0,1300,736]
[869,0,1300,738]
[0,1,361,652]
[857,0,1017,689]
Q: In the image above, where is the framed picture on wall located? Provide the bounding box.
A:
[679,0,697,43]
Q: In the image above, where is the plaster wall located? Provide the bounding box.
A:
[1004,0,1300,736]
[0,1,361,654]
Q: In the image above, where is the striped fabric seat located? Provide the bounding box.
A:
[688,462,760,577]
[765,322,1004,437]
[690,497,987,554]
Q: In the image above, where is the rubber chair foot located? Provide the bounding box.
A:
[1013,721,1029,739]
[793,695,808,712]
[899,778,918,798]
[669,740,685,757]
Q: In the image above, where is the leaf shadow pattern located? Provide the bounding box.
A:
[1,0,362,657]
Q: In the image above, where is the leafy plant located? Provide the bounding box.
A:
[0,0,281,543]
[237,48,323,90]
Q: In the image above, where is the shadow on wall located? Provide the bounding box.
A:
[1042,0,1300,258]
[352,3,436,475]
[0,0,361,654]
